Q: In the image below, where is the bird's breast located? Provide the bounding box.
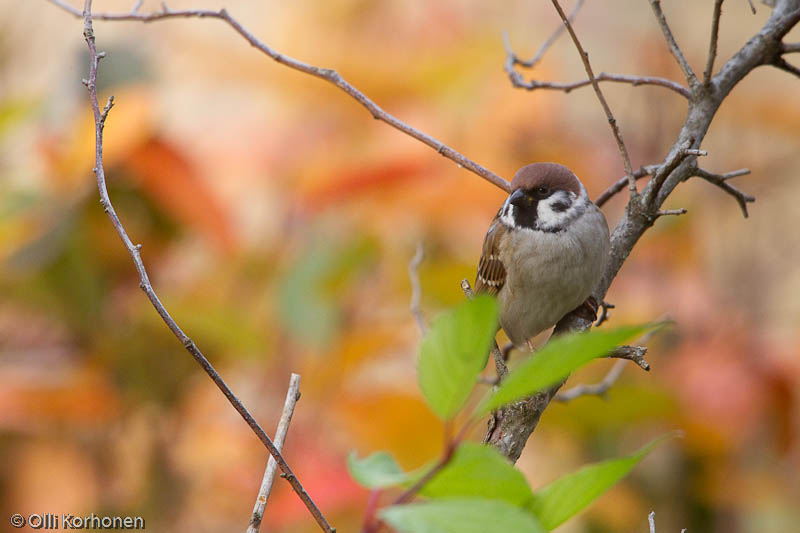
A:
[497,207,609,346]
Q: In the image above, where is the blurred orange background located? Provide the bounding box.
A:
[1,1,799,531]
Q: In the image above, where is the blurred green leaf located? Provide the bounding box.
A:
[529,433,676,530]
[279,236,377,349]
[418,295,498,419]
[479,324,658,414]
[347,451,409,489]
[420,442,533,507]
[382,499,545,533]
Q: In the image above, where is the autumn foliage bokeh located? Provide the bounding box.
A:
[1,1,799,531]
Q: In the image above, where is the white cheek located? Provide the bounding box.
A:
[536,192,572,229]
[500,203,515,226]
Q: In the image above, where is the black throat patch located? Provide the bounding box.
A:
[511,201,539,230]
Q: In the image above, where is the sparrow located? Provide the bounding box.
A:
[475,163,610,348]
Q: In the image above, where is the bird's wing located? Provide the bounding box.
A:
[474,214,507,297]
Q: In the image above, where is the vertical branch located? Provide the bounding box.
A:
[80,1,332,531]
[704,0,725,85]
[549,0,637,196]
[247,374,302,533]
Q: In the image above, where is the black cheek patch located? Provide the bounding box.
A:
[551,201,570,213]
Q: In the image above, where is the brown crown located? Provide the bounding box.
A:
[510,163,582,195]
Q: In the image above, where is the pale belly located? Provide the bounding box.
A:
[497,209,609,346]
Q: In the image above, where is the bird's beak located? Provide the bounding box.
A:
[508,189,528,207]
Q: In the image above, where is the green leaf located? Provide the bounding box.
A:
[529,433,676,530]
[479,324,658,414]
[382,499,546,533]
[347,451,409,489]
[420,442,534,507]
[418,296,498,419]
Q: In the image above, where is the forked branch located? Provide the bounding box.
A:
[648,0,699,87]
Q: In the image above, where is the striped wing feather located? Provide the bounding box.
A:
[474,216,507,296]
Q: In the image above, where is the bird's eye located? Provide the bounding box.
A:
[535,186,549,197]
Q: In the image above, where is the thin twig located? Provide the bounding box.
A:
[595,301,615,326]
[718,168,751,180]
[784,42,800,53]
[655,208,688,217]
[508,71,691,99]
[555,359,627,402]
[772,57,800,79]
[607,345,650,371]
[648,0,699,87]
[692,167,755,217]
[550,0,637,196]
[47,0,510,193]
[79,2,332,531]
[558,318,666,402]
[595,166,657,207]
[747,0,756,15]
[408,242,427,335]
[390,419,475,508]
[505,0,586,69]
[247,374,302,533]
[649,511,656,533]
[704,1,725,85]
[503,0,688,99]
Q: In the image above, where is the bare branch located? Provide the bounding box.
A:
[644,140,706,208]
[692,167,755,217]
[503,1,688,99]
[784,42,800,53]
[488,0,798,465]
[508,71,691,99]
[772,56,800,78]
[608,345,650,371]
[655,208,688,217]
[505,0,586,69]
[248,374,302,533]
[550,0,637,196]
[555,359,627,402]
[595,166,657,207]
[408,242,427,335]
[595,300,615,327]
[649,511,656,533]
[47,0,510,193]
[648,0,699,87]
[704,1,725,85]
[719,167,752,180]
[79,2,332,531]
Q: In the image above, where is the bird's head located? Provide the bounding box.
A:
[500,163,588,232]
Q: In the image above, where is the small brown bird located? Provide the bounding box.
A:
[475,163,610,348]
